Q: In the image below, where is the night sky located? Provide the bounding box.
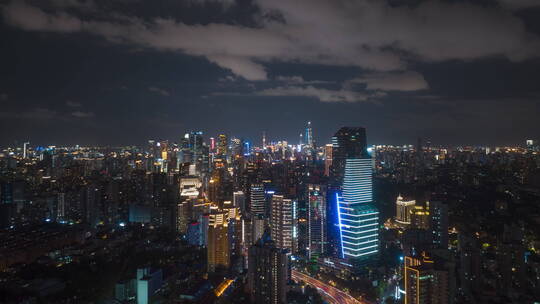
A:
[1,0,540,147]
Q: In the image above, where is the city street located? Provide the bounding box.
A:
[291,270,373,304]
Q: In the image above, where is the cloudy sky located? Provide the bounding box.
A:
[1,0,539,146]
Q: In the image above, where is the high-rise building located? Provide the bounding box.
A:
[231,137,243,157]
[233,191,246,214]
[177,201,190,234]
[396,195,416,226]
[207,212,230,272]
[404,254,450,304]
[410,205,430,230]
[210,137,216,153]
[305,121,313,148]
[250,184,266,217]
[270,195,297,253]
[429,201,449,249]
[330,127,379,263]
[186,131,207,175]
[248,234,290,304]
[23,142,30,159]
[324,144,333,176]
[307,184,326,259]
[252,214,265,244]
[136,268,163,304]
[218,134,228,157]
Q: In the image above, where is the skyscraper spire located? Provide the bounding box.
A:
[305,121,313,148]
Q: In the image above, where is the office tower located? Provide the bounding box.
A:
[305,121,313,148]
[210,137,216,152]
[307,184,326,259]
[233,191,246,214]
[458,235,481,297]
[23,142,30,159]
[231,137,243,157]
[218,134,228,157]
[186,131,207,175]
[136,268,163,304]
[200,214,209,246]
[429,201,449,249]
[186,220,203,246]
[115,279,136,302]
[330,127,379,262]
[251,214,265,244]
[82,185,101,227]
[270,195,297,253]
[250,183,266,217]
[396,195,416,226]
[262,131,266,149]
[248,234,290,304]
[207,212,230,272]
[404,254,450,304]
[57,193,66,222]
[177,201,190,234]
[324,144,333,176]
[410,205,430,230]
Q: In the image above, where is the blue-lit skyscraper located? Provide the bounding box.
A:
[305,121,313,148]
[329,127,379,265]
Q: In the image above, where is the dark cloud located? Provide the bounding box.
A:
[66,100,82,107]
[257,85,370,103]
[3,0,539,80]
[148,86,171,96]
[0,0,539,146]
[498,0,540,10]
[71,111,95,118]
[349,71,429,92]
[2,1,82,32]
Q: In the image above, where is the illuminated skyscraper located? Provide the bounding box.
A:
[209,137,216,152]
[233,191,246,214]
[207,212,230,272]
[410,205,430,230]
[429,201,449,249]
[307,184,326,259]
[177,201,190,234]
[270,195,297,253]
[330,127,379,264]
[218,134,228,157]
[248,234,289,304]
[250,184,266,217]
[404,254,450,304]
[194,132,208,171]
[324,144,333,176]
[396,195,416,226]
[305,121,313,148]
[23,142,30,159]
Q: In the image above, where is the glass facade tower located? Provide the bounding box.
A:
[330,127,379,262]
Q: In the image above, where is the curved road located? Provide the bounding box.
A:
[291,270,372,304]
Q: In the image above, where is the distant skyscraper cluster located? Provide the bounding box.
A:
[3,121,537,304]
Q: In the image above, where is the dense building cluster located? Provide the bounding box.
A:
[0,125,539,304]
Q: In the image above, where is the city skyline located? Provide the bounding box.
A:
[0,121,538,149]
[1,0,540,146]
